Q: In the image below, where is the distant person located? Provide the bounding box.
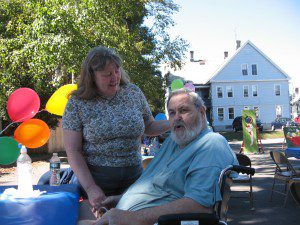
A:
[62,46,170,214]
[294,114,300,125]
[81,88,238,225]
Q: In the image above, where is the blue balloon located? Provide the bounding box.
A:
[155,113,167,121]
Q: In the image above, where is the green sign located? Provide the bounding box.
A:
[242,110,258,153]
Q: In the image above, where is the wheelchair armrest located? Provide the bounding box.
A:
[232,165,255,176]
[158,213,219,225]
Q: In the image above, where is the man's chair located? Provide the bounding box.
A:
[270,150,300,206]
[231,153,254,210]
[289,178,300,208]
[157,165,255,225]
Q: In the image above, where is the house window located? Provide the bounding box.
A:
[228,107,234,119]
[217,86,223,98]
[217,108,224,121]
[254,106,259,118]
[274,84,281,96]
[252,85,258,97]
[275,105,282,118]
[242,64,248,75]
[226,86,233,98]
[252,64,257,75]
[243,85,249,97]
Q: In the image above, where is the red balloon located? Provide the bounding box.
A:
[7,88,40,122]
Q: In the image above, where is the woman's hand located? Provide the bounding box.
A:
[101,195,122,209]
[86,184,106,213]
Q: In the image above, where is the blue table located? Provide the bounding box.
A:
[0,184,80,225]
[285,148,300,159]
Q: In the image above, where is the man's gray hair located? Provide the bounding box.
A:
[167,88,206,110]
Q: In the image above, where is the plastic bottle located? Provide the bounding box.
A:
[17,145,33,196]
[50,153,61,186]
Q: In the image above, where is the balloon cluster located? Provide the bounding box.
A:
[170,79,195,92]
[0,84,77,165]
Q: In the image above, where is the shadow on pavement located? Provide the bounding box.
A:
[228,141,300,225]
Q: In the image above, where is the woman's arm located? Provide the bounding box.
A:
[144,118,170,136]
[63,129,106,210]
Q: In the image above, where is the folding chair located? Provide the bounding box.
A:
[270,150,300,206]
[232,153,254,210]
[157,165,255,225]
[289,178,300,208]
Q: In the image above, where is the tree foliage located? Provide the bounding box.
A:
[0,0,188,132]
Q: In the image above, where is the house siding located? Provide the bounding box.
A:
[210,41,290,131]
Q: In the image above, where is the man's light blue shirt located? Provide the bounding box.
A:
[116,128,238,210]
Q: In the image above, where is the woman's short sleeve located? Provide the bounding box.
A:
[136,87,153,122]
[62,96,82,132]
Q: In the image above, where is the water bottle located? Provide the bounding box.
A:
[50,153,61,186]
[17,145,33,196]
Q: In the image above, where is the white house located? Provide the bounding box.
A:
[291,86,300,118]
[209,40,291,131]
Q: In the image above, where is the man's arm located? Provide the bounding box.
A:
[97,197,213,225]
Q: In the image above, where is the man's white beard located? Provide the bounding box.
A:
[171,116,203,147]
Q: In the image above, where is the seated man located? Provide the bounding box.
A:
[87,88,238,225]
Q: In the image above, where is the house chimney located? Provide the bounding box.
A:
[224,51,228,59]
[236,40,241,49]
[190,51,194,62]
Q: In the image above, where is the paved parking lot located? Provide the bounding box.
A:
[228,139,300,225]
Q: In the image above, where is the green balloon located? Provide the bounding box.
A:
[171,79,184,91]
[0,137,20,165]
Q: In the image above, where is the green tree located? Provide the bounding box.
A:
[0,0,188,133]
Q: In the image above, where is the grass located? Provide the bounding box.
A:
[219,130,284,142]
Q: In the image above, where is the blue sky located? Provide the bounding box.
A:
[164,0,300,88]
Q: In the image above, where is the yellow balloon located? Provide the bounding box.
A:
[46,84,77,116]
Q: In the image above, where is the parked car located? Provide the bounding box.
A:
[232,116,263,132]
[270,117,296,131]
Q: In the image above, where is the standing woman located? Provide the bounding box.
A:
[62,46,169,213]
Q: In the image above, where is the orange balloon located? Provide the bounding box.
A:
[14,119,50,148]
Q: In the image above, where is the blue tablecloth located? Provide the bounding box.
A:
[285,147,300,159]
[0,184,80,225]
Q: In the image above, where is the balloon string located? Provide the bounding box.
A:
[0,122,18,136]
[0,110,46,136]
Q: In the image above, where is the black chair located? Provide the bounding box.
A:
[157,165,255,225]
[289,178,300,208]
[231,153,254,210]
[270,150,300,206]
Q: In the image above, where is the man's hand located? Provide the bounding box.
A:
[94,208,141,225]
[101,195,122,209]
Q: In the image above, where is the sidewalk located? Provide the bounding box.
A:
[228,140,300,225]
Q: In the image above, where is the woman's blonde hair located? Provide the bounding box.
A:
[73,46,130,99]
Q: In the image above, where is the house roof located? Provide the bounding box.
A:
[208,40,291,83]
